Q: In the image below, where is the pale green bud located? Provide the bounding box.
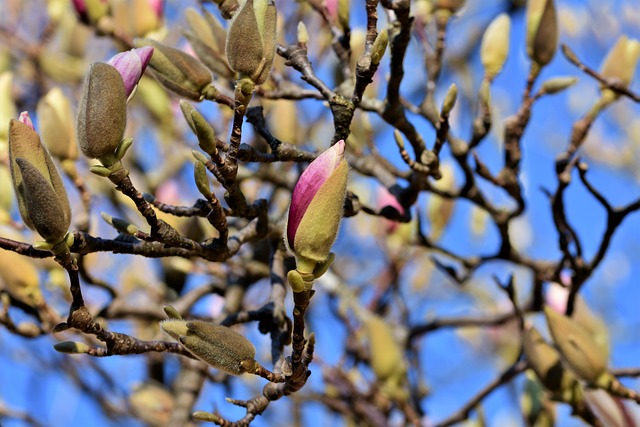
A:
[541,76,578,94]
[184,7,234,78]
[441,83,458,115]
[77,63,127,166]
[135,38,213,100]
[179,101,217,155]
[544,307,609,384]
[480,13,510,79]
[54,341,91,354]
[364,314,406,384]
[160,319,256,375]
[225,0,277,85]
[297,21,309,45]
[371,29,388,65]
[526,0,558,67]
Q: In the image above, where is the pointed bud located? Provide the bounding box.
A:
[225,0,277,85]
[364,314,406,383]
[18,111,33,128]
[441,83,458,115]
[297,21,309,45]
[286,140,349,263]
[544,307,608,384]
[526,0,558,67]
[134,38,213,100]
[77,63,127,166]
[179,101,217,155]
[184,8,234,79]
[427,162,455,241]
[600,35,640,93]
[9,119,71,244]
[54,341,91,354]
[37,87,78,161]
[0,249,43,307]
[541,76,578,94]
[194,161,212,199]
[481,13,510,79]
[371,29,388,65]
[160,319,256,375]
[107,47,154,98]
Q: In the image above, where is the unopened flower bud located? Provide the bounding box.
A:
[160,319,256,375]
[526,0,558,67]
[18,111,33,128]
[371,29,388,65]
[37,87,78,161]
[600,35,640,92]
[54,341,91,354]
[544,307,608,384]
[441,83,458,115]
[481,13,510,80]
[77,63,127,166]
[286,140,349,264]
[427,162,455,241]
[135,38,213,100]
[107,46,154,98]
[184,8,234,79]
[541,76,578,94]
[225,0,277,85]
[9,118,71,244]
[179,101,217,155]
[364,314,406,384]
[297,21,309,45]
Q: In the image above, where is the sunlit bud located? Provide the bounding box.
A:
[523,326,582,401]
[441,83,458,115]
[297,21,309,45]
[481,13,510,80]
[541,76,578,94]
[526,0,558,67]
[0,250,43,308]
[77,63,127,166]
[72,0,109,25]
[160,319,256,375]
[9,118,71,244]
[180,100,217,155]
[193,412,221,423]
[37,87,78,161]
[184,8,234,79]
[427,162,455,241]
[129,382,173,427]
[286,140,349,263]
[364,314,406,384]
[600,35,640,94]
[54,341,91,354]
[135,38,213,100]
[544,307,608,384]
[225,0,277,85]
[111,0,162,38]
[107,47,154,98]
[0,165,13,222]
[371,29,388,65]
[194,161,212,199]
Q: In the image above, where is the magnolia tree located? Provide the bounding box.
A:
[1,0,640,426]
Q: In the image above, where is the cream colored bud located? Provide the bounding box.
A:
[37,87,77,161]
[526,0,558,67]
[481,13,510,79]
[600,35,640,89]
[541,76,578,94]
[441,83,458,115]
[297,21,309,45]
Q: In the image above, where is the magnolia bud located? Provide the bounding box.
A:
[297,21,309,45]
[37,87,78,161]
[427,162,455,241]
[526,0,558,67]
[286,140,349,264]
[600,35,640,96]
[160,319,256,375]
[184,8,234,79]
[0,71,17,145]
[480,13,510,80]
[72,0,109,25]
[225,0,277,85]
[9,118,71,244]
[77,63,127,166]
[0,249,43,308]
[194,161,212,199]
[441,83,458,115]
[135,38,213,100]
[54,341,91,354]
[179,101,217,155]
[434,0,465,12]
[541,76,578,94]
[371,29,388,65]
[544,307,608,384]
[364,314,406,384]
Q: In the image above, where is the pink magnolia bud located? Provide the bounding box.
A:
[377,186,404,234]
[107,47,154,97]
[18,111,34,129]
[146,0,163,19]
[72,0,108,24]
[286,140,349,263]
